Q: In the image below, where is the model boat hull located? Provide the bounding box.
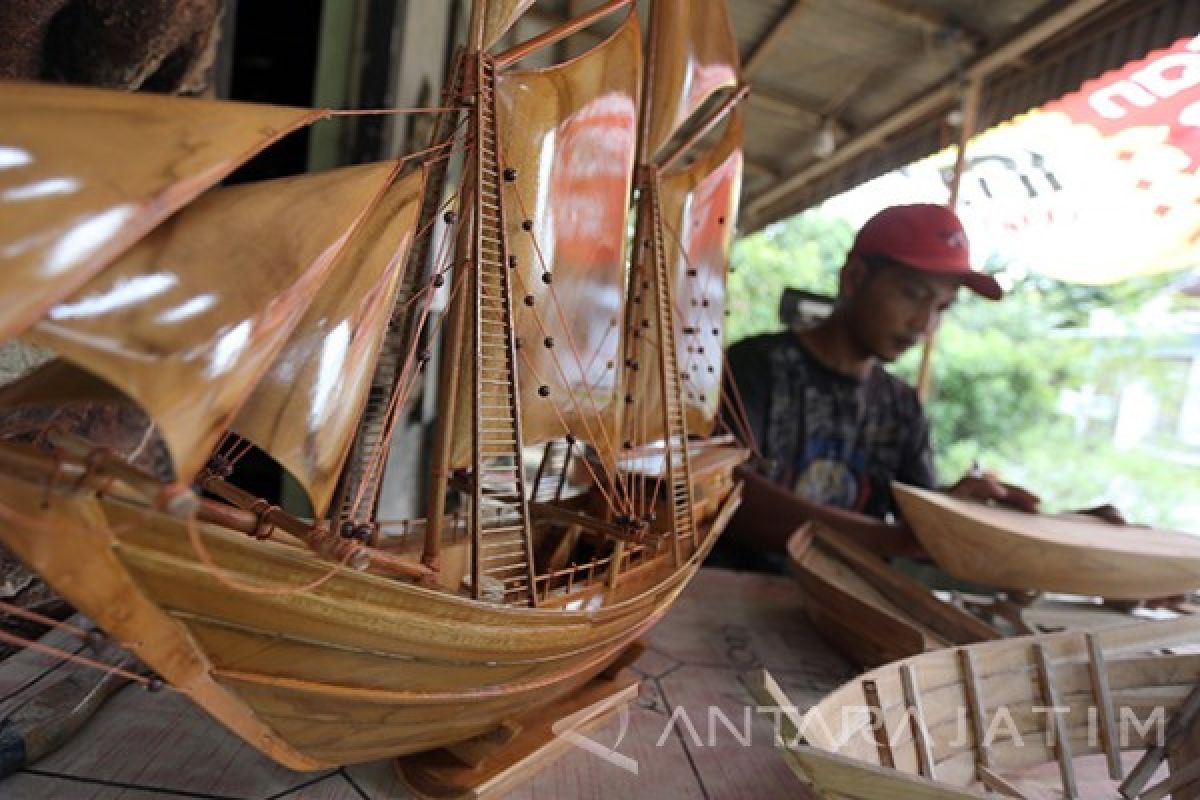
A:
[894,484,1200,599]
[0,467,741,769]
[753,616,1200,799]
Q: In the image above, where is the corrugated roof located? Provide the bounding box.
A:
[737,0,1199,230]
[525,0,1197,231]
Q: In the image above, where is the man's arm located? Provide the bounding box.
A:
[725,466,925,559]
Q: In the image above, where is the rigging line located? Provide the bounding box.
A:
[328,105,468,117]
[496,144,632,503]
[349,269,465,519]
[719,350,762,459]
[508,246,630,505]
[350,247,470,519]
[659,211,725,392]
[347,157,477,519]
[506,267,633,517]
[0,629,161,690]
[514,348,624,518]
[0,600,87,639]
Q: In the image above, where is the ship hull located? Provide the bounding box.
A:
[895,484,1200,599]
[0,467,741,769]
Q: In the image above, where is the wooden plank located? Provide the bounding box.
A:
[396,669,640,799]
[899,664,936,781]
[1122,680,1200,797]
[861,679,894,769]
[956,648,992,773]
[1085,632,1123,781]
[1144,760,1200,800]
[978,766,1035,799]
[1033,643,1078,799]
[789,745,986,799]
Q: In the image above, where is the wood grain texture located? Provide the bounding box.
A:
[894,483,1200,599]
[25,162,396,483]
[450,14,641,469]
[789,528,938,668]
[641,0,740,162]
[0,81,319,343]
[0,459,742,767]
[231,168,425,515]
[780,618,1200,798]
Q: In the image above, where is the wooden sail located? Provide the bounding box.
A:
[640,0,740,162]
[626,110,742,441]
[750,616,1200,799]
[0,81,320,343]
[231,169,426,516]
[447,13,642,470]
[481,0,538,50]
[23,162,397,483]
[895,483,1200,599]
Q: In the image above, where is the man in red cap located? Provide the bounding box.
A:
[717,203,1038,566]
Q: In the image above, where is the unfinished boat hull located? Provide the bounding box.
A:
[753,616,1200,799]
[787,524,1000,668]
[894,483,1200,599]
[0,467,741,769]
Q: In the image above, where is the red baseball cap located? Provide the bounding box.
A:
[849,204,1002,300]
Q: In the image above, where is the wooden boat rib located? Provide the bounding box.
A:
[749,616,1200,799]
[895,483,1200,599]
[0,0,749,772]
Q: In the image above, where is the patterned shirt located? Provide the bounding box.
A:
[726,332,935,520]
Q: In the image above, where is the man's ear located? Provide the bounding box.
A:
[839,255,869,298]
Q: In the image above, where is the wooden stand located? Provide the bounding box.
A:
[395,661,642,799]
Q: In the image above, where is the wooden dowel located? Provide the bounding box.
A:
[861,679,895,769]
[1143,760,1200,800]
[979,766,1035,799]
[1085,633,1123,781]
[494,0,632,69]
[1034,643,1078,799]
[899,664,936,780]
[958,648,993,772]
[659,84,749,173]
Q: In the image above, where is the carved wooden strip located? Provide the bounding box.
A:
[900,664,936,781]
[1033,643,1078,799]
[1085,632,1123,781]
[978,766,1034,799]
[861,678,895,769]
[957,648,992,772]
[1143,759,1200,800]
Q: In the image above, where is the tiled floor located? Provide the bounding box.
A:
[0,568,852,799]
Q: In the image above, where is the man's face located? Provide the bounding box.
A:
[843,258,961,362]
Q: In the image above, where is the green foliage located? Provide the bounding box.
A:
[726,212,852,342]
[728,208,1200,530]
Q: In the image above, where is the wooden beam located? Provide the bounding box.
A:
[857,0,986,48]
[744,0,1113,227]
[743,0,810,79]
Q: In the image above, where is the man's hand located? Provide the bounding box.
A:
[946,470,1041,513]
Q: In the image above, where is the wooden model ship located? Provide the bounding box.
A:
[895,484,1200,599]
[788,523,1001,668]
[0,0,747,770]
[750,616,1200,799]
